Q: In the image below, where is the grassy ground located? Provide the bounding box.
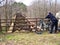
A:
[0,31,60,45]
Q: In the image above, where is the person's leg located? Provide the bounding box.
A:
[50,23,54,33]
[55,22,58,33]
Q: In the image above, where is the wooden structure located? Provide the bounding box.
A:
[12,13,33,33]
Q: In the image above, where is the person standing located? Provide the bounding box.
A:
[45,12,58,33]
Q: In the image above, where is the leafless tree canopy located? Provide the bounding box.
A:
[27,0,60,18]
[0,0,60,26]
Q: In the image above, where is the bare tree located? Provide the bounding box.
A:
[27,0,60,18]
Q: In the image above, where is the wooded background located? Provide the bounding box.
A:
[0,0,60,19]
[27,0,60,18]
[0,0,60,31]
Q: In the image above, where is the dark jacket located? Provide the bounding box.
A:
[45,12,58,23]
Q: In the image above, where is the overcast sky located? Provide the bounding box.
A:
[0,0,60,6]
[15,0,35,6]
[0,0,34,6]
[15,0,60,6]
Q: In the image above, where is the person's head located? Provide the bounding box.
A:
[49,12,52,15]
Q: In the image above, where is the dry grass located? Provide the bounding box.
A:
[0,32,60,45]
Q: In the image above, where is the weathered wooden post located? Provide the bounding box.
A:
[5,0,8,32]
[36,18,37,32]
[0,0,5,32]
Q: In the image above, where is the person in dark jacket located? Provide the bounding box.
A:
[45,12,58,33]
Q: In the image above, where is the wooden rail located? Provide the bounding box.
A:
[0,17,59,33]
